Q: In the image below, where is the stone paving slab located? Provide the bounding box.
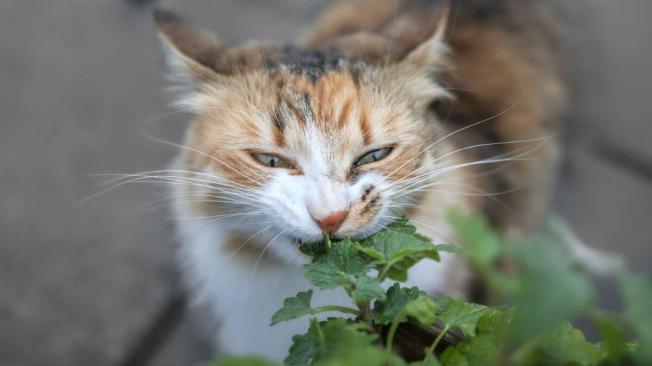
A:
[0,1,180,364]
[1,0,651,365]
[0,0,323,364]
[556,145,652,274]
[563,0,652,160]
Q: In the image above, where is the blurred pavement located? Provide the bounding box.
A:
[1,0,651,365]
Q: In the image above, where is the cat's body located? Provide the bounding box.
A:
[155,0,567,360]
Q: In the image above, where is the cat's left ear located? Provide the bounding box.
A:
[400,3,449,71]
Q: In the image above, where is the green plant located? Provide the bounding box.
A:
[210,210,652,366]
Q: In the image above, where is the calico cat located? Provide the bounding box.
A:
[153,0,566,360]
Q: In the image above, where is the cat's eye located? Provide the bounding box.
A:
[353,147,393,168]
[252,153,292,169]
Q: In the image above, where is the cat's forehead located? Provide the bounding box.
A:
[271,70,368,136]
[194,63,424,161]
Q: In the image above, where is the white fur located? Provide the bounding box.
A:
[173,184,458,361]
[170,89,464,361]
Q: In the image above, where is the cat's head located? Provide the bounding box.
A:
[156,9,458,262]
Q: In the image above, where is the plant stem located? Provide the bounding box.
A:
[350,322,376,333]
[358,303,372,321]
[312,318,326,346]
[385,314,404,355]
[311,305,359,316]
[378,258,400,281]
[424,325,450,363]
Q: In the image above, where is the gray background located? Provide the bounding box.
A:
[1,0,651,365]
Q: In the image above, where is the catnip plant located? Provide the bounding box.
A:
[211,211,652,366]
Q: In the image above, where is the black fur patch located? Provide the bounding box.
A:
[266,46,345,83]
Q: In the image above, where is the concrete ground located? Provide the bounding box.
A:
[1,0,651,365]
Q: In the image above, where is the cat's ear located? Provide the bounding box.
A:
[399,2,450,71]
[154,9,227,83]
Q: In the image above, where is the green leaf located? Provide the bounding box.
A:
[304,260,350,289]
[304,238,371,289]
[299,240,328,258]
[409,359,441,366]
[447,210,514,299]
[373,284,421,325]
[442,335,501,366]
[438,298,491,337]
[285,333,313,366]
[359,217,439,281]
[439,310,510,366]
[352,275,386,304]
[271,290,314,326]
[514,321,603,366]
[595,314,628,362]
[284,318,388,366]
[619,270,652,363]
[509,240,594,343]
[208,355,278,366]
[434,244,464,254]
[404,295,439,326]
[447,208,501,266]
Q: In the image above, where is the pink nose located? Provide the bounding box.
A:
[315,210,349,233]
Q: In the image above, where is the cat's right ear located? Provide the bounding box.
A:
[154,9,226,83]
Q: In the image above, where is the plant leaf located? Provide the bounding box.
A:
[434,244,464,254]
[514,321,603,366]
[595,314,628,362]
[352,275,386,304]
[284,332,313,366]
[208,355,278,366]
[404,295,439,327]
[284,318,387,366]
[359,217,439,281]
[438,298,491,337]
[509,239,593,343]
[619,270,652,363]
[373,284,421,325]
[304,238,371,290]
[447,208,500,266]
[271,290,314,326]
[439,310,510,366]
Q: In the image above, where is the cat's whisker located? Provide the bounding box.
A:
[386,137,548,197]
[224,225,275,263]
[141,197,260,213]
[383,100,523,180]
[125,187,258,211]
[81,170,263,204]
[390,155,537,199]
[141,134,264,186]
[143,189,261,205]
[95,169,259,193]
[395,137,548,195]
[384,135,552,193]
[175,211,268,221]
[94,174,262,201]
[250,230,287,277]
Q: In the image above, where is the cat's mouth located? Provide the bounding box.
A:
[283,220,389,247]
[291,238,304,246]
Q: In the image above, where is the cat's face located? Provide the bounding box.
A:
[157,10,453,262]
[184,67,441,240]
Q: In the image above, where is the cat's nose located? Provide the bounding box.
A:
[314,210,349,234]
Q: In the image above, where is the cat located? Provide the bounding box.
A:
[153,0,567,360]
